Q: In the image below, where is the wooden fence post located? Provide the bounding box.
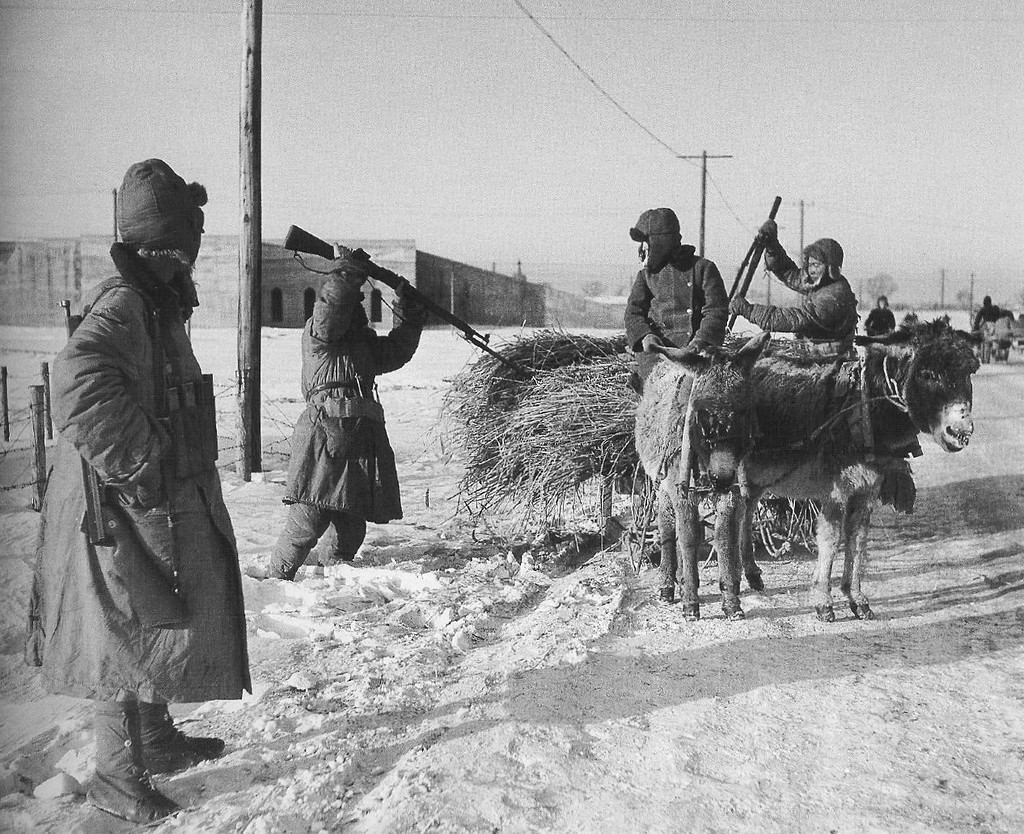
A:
[1,366,8,442]
[41,361,53,440]
[30,385,47,510]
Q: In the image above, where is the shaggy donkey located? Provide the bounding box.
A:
[635,332,770,621]
[738,319,980,621]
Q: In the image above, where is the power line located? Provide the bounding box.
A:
[510,0,687,160]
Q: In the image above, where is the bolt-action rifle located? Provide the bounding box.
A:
[284,225,524,373]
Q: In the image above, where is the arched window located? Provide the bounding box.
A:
[304,287,316,320]
[270,287,283,323]
[370,288,383,323]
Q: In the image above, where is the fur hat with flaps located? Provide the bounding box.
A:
[630,207,682,274]
[117,159,207,264]
[802,238,844,283]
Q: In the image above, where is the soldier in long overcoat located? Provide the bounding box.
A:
[266,264,426,580]
[25,159,250,823]
[623,207,728,382]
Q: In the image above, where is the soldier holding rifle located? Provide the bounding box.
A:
[26,159,250,823]
[265,252,427,580]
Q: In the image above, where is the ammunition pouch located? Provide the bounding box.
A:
[319,396,385,423]
[165,374,219,479]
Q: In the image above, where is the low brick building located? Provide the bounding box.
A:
[1,235,622,330]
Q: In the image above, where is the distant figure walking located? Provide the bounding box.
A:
[974,295,1004,363]
[973,295,1002,332]
[865,295,896,337]
[729,220,858,356]
[623,207,728,384]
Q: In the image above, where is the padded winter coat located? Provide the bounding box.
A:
[623,244,728,377]
[26,244,250,702]
[744,246,858,341]
[283,280,424,522]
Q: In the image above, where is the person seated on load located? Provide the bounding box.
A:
[729,219,859,357]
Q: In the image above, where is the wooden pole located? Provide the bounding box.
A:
[237,0,263,480]
[1,366,8,442]
[41,361,52,440]
[677,150,731,257]
[30,385,46,510]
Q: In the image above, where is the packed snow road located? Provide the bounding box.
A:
[1,328,1022,833]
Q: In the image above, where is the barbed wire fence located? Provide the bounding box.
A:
[0,360,300,507]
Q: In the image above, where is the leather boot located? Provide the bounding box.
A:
[87,701,179,823]
[139,702,225,773]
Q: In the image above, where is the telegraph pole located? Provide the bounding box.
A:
[940,268,945,309]
[238,0,263,480]
[969,272,975,313]
[677,150,732,256]
[798,199,815,253]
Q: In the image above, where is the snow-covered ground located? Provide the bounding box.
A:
[3,311,1023,833]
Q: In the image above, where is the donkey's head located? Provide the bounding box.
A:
[654,332,770,490]
[859,318,980,452]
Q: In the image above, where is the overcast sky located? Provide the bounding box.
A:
[1,0,1022,305]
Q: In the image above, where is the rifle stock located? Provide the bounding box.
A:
[284,226,524,372]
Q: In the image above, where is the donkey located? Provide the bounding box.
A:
[635,332,770,621]
[738,319,980,621]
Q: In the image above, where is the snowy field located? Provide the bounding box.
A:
[3,310,1024,833]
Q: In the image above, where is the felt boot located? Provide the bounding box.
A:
[87,701,179,823]
[139,702,225,774]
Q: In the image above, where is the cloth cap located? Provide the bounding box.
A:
[629,207,680,242]
[117,159,207,263]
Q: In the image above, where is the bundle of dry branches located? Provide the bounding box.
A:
[444,331,637,518]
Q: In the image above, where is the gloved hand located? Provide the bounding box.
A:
[394,280,428,325]
[755,219,778,247]
[729,296,752,318]
[329,255,368,289]
[132,464,164,509]
[641,334,664,353]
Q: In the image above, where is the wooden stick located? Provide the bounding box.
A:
[41,361,53,440]
[1,366,8,442]
[30,385,46,510]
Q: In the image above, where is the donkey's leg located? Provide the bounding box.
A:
[657,487,677,603]
[738,492,764,592]
[811,500,845,622]
[715,488,744,620]
[677,492,702,620]
[841,495,875,620]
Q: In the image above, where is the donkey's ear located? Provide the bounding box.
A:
[731,331,770,373]
[649,343,711,372]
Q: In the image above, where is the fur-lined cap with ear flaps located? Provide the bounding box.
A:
[629,207,680,242]
[117,159,207,263]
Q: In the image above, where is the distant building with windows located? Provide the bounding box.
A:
[1,235,622,330]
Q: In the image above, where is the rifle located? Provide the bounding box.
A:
[61,299,114,547]
[284,225,525,373]
[727,195,783,330]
